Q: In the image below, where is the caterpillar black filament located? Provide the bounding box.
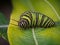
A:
[17,11,55,29]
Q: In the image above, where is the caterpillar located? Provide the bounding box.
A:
[12,11,55,29]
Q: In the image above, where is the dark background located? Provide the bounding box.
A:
[0,0,13,20]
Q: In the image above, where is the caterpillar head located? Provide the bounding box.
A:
[18,18,29,29]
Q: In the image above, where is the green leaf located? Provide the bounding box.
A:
[0,12,8,40]
[8,0,60,45]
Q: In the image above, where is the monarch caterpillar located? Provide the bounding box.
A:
[12,11,55,29]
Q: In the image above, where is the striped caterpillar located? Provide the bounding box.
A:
[12,11,55,29]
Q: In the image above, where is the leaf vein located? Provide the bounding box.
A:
[44,0,60,20]
[32,28,38,45]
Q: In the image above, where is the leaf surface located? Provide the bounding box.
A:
[8,0,60,45]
